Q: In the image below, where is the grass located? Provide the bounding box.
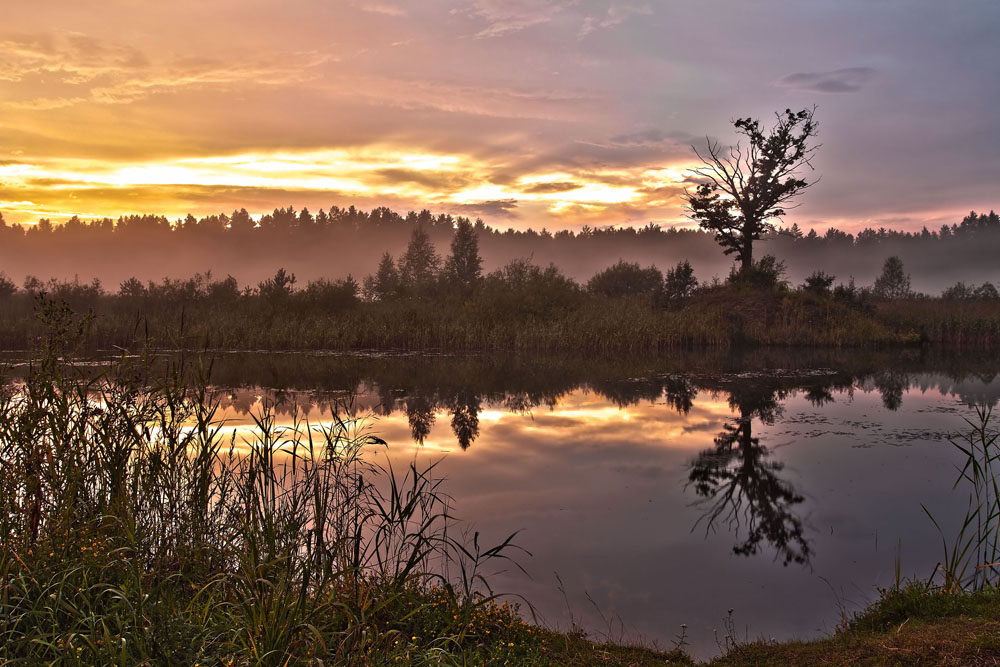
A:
[879,299,1000,346]
[5,280,998,353]
[708,583,1000,666]
[0,299,696,665]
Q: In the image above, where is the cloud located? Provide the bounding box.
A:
[775,67,877,94]
[459,0,576,38]
[606,128,697,148]
[0,30,333,110]
[522,181,582,193]
[0,49,333,111]
[578,3,652,38]
[0,32,146,84]
[354,1,406,16]
[87,52,332,105]
[373,168,473,190]
[450,199,519,218]
[3,97,87,110]
[329,74,597,122]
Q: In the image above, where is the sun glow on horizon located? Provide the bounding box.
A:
[0,146,699,228]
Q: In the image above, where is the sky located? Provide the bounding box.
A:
[1,0,998,233]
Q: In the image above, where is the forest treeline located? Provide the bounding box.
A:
[2,215,1000,352]
[1,205,999,294]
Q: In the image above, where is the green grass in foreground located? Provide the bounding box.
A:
[710,584,1000,667]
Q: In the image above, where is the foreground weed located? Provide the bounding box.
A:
[0,296,529,665]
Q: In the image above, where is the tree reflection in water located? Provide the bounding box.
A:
[450,391,481,450]
[687,383,811,566]
[187,349,1000,564]
[405,396,436,445]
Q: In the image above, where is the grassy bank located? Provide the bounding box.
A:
[707,584,1000,666]
[3,283,999,352]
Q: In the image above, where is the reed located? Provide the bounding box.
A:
[923,405,1000,592]
[0,283,963,353]
[0,301,550,665]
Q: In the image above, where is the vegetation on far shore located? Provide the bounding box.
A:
[1,235,999,352]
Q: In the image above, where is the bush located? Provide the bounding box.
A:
[943,281,1000,300]
[478,258,581,317]
[301,276,360,310]
[663,260,699,300]
[587,260,663,299]
[802,271,835,295]
[0,272,16,298]
[728,255,788,290]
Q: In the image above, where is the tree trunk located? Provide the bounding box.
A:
[741,241,753,274]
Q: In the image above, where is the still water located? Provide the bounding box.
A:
[16,348,1000,658]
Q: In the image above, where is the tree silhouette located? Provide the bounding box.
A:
[0,272,15,298]
[874,371,908,410]
[257,267,296,299]
[406,395,436,445]
[450,392,481,450]
[663,260,698,300]
[873,256,911,299]
[365,252,400,301]
[684,108,819,274]
[802,270,835,295]
[687,383,811,565]
[443,218,482,295]
[400,226,440,298]
[230,208,254,233]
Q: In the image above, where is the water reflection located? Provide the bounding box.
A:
[688,383,809,566]
[165,348,1000,568]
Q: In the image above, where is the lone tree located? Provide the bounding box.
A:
[873,256,911,299]
[684,108,819,274]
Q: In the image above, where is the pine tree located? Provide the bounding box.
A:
[873,256,911,299]
[368,253,400,301]
[400,226,440,297]
[443,218,482,294]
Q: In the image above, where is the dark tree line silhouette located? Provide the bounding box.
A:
[2,203,999,295]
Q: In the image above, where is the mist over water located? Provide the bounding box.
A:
[2,208,999,295]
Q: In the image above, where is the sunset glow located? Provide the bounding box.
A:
[1,1,998,231]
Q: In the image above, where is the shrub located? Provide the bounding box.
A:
[663,260,699,300]
[587,260,663,299]
[802,270,835,295]
[727,255,788,290]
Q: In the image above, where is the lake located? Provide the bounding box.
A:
[7,347,999,658]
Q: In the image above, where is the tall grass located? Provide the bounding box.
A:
[924,406,1000,591]
[879,299,1000,346]
[0,285,947,352]
[0,299,532,665]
